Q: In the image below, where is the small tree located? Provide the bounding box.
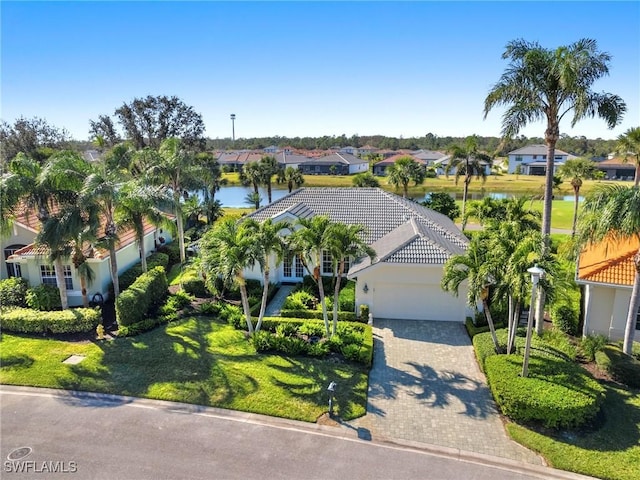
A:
[386,157,425,197]
[421,193,460,221]
[557,157,599,236]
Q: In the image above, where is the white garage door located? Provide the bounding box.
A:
[372,282,464,322]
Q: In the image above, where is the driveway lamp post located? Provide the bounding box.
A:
[522,264,545,378]
[327,381,337,417]
[230,114,236,142]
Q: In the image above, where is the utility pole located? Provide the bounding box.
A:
[230,114,236,143]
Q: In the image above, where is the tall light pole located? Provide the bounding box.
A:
[522,264,545,378]
[230,114,236,143]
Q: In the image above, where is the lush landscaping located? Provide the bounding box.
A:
[0,316,369,422]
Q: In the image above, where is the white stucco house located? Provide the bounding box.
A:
[1,208,173,307]
[243,187,471,322]
[577,236,640,340]
[507,145,570,175]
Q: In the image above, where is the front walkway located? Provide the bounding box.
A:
[346,319,543,465]
[264,284,297,317]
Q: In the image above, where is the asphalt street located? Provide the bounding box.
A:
[0,387,594,480]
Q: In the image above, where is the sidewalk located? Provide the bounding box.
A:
[264,284,296,316]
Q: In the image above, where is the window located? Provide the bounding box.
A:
[542,155,547,160]
[515,156,522,162]
[40,264,73,290]
[555,156,563,160]
[4,245,24,278]
[322,251,333,275]
[283,253,293,278]
[532,155,537,160]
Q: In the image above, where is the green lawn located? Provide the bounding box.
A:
[0,316,368,422]
[507,384,640,480]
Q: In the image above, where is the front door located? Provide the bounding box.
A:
[282,252,305,283]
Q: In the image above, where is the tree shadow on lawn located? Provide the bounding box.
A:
[57,317,260,408]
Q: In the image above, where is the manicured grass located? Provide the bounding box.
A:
[222,207,253,219]
[0,317,368,422]
[507,385,640,480]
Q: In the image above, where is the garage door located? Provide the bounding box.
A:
[372,282,464,322]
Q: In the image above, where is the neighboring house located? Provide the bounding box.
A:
[596,157,637,181]
[217,150,262,171]
[1,208,173,307]
[339,146,357,155]
[412,149,447,166]
[244,187,471,322]
[576,236,640,340]
[507,145,570,175]
[372,154,427,176]
[274,151,311,169]
[357,145,378,157]
[297,153,368,175]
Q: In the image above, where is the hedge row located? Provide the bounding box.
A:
[0,277,29,307]
[0,307,101,334]
[595,345,640,388]
[279,309,359,322]
[465,317,506,339]
[115,252,169,294]
[485,354,605,429]
[116,266,168,327]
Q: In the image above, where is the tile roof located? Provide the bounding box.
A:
[597,157,637,168]
[248,188,468,267]
[508,144,570,156]
[577,236,639,287]
[298,153,367,166]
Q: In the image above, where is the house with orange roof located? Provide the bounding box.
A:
[1,207,173,307]
[576,236,640,340]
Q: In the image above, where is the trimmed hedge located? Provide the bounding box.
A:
[279,309,359,322]
[115,252,169,294]
[180,266,208,297]
[1,307,101,334]
[485,354,605,429]
[116,266,168,327]
[337,280,356,312]
[595,345,640,388]
[551,303,578,336]
[465,316,506,339]
[0,277,29,307]
[156,242,181,266]
[26,284,61,311]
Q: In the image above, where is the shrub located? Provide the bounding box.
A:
[0,277,29,307]
[580,334,608,362]
[359,304,369,322]
[275,322,299,337]
[180,266,208,297]
[595,345,640,388]
[472,329,507,371]
[485,354,605,429]
[279,309,359,322]
[115,266,168,327]
[307,340,331,357]
[25,284,61,311]
[252,330,274,352]
[298,322,325,338]
[338,281,356,312]
[198,301,222,316]
[300,275,334,297]
[551,303,578,336]
[465,317,506,339]
[283,290,317,310]
[116,252,170,294]
[157,242,181,266]
[1,307,101,334]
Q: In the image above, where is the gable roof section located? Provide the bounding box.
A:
[248,187,468,266]
[298,153,367,166]
[508,145,570,156]
[577,236,639,287]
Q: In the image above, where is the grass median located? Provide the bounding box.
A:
[0,316,368,422]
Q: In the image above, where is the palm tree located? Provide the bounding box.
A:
[386,156,426,197]
[259,155,280,203]
[352,171,380,187]
[326,223,375,336]
[615,126,640,187]
[446,136,492,228]
[290,215,334,336]
[577,184,640,355]
[557,157,599,236]
[116,181,172,273]
[244,191,262,210]
[484,38,626,251]
[139,137,199,264]
[245,218,288,332]
[201,218,258,334]
[442,233,501,351]
[241,161,262,197]
[277,166,305,193]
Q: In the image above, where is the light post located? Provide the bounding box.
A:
[327,381,337,417]
[230,113,236,142]
[522,264,545,378]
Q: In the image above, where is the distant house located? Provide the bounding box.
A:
[1,207,173,306]
[357,145,378,157]
[596,157,637,182]
[244,187,471,322]
[297,153,368,175]
[576,236,640,340]
[339,146,357,155]
[507,145,570,175]
[412,149,447,167]
[274,151,312,170]
[217,151,262,171]
[373,154,427,176]
[263,145,279,154]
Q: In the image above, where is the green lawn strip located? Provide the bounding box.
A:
[166,263,184,286]
[506,385,640,480]
[0,316,368,422]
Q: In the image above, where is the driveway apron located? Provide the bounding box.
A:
[347,319,543,465]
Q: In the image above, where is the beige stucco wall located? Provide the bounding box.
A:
[583,283,632,340]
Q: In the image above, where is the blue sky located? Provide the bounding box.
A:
[2,1,639,142]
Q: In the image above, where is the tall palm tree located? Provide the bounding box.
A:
[201,218,259,334]
[139,137,199,264]
[386,156,426,197]
[116,181,172,273]
[277,166,304,193]
[615,126,640,187]
[259,155,280,203]
[446,136,492,228]
[245,218,288,332]
[577,184,640,355]
[484,38,626,251]
[196,151,227,223]
[326,223,375,336]
[290,215,334,336]
[557,157,599,236]
[241,161,262,197]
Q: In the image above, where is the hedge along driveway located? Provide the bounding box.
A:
[0,316,368,422]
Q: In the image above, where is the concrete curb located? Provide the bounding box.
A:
[1,385,596,480]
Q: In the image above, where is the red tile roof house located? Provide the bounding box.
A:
[1,207,173,307]
[577,236,640,340]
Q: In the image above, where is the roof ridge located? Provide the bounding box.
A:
[376,220,420,263]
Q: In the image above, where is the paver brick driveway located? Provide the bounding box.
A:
[347,319,543,464]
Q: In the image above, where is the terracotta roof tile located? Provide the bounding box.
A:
[578,236,639,286]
